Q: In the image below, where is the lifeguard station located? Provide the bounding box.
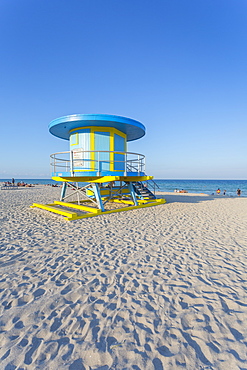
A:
[31,114,165,220]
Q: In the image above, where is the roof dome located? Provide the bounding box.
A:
[49,114,145,142]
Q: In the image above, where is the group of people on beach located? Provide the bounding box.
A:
[2,178,34,188]
[3,178,17,186]
[216,188,242,196]
[17,182,33,187]
[174,189,188,193]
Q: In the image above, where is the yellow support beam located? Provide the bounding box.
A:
[53,201,100,214]
[31,203,78,219]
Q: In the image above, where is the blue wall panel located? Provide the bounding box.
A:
[95,132,110,171]
[114,134,125,171]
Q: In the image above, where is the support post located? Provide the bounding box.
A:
[128,182,138,206]
[70,150,74,176]
[76,182,80,204]
[92,183,105,211]
[60,182,67,201]
[97,152,100,176]
[124,152,127,176]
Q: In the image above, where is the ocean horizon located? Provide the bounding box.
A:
[1,178,246,197]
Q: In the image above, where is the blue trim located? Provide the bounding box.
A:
[49,114,145,142]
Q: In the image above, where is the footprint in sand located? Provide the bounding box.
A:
[24,337,42,365]
[33,288,45,298]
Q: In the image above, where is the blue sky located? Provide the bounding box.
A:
[1,0,246,179]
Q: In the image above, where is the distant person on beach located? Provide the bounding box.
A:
[12,178,15,185]
[216,188,221,195]
[107,181,115,189]
[223,190,226,195]
[237,188,241,196]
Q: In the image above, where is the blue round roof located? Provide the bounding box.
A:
[48,114,145,142]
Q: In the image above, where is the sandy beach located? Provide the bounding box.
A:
[0,186,247,370]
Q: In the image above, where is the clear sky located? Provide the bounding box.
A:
[1,0,246,179]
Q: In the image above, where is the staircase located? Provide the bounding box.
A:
[132,181,156,200]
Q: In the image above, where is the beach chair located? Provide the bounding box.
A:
[1,185,19,190]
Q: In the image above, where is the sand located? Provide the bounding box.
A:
[0,186,247,370]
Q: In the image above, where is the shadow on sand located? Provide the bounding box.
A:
[156,192,242,204]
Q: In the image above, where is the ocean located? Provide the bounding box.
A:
[154,179,247,197]
[1,179,246,197]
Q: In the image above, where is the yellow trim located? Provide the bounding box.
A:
[52,175,153,183]
[110,131,114,171]
[69,126,126,138]
[90,130,95,170]
[52,175,121,183]
[69,126,89,134]
[73,169,95,172]
[70,132,79,146]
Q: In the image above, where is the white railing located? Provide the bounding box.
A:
[50,150,146,176]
